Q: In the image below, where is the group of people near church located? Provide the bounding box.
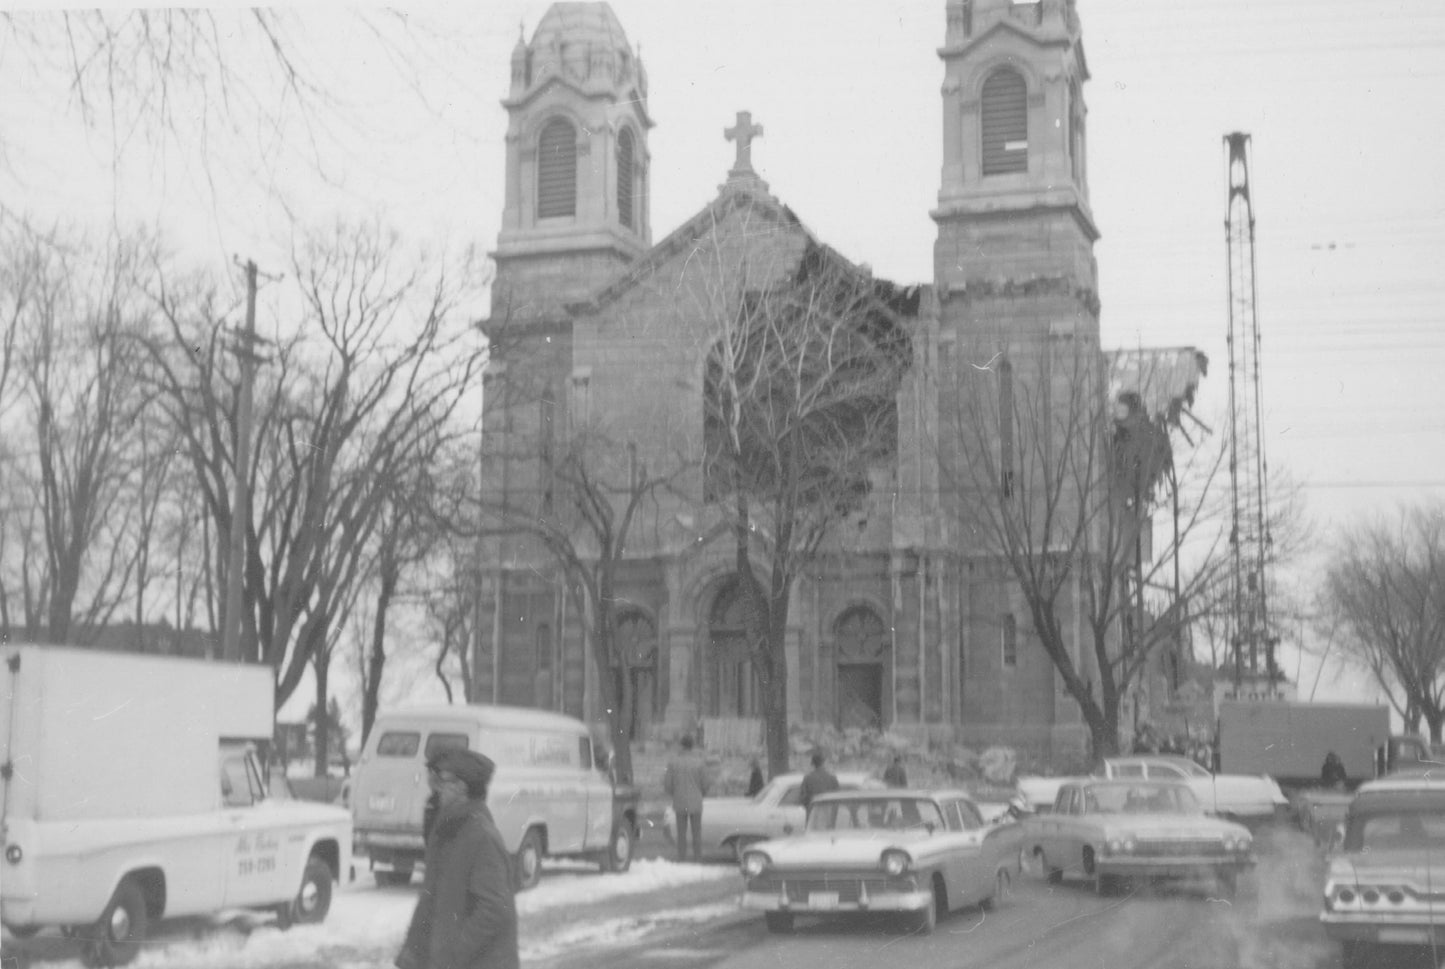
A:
[662,735,914,862]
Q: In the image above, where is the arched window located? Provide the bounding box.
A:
[617,128,635,229]
[538,119,577,218]
[1069,78,1085,185]
[1001,613,1018,668]
[981,69,1028,175]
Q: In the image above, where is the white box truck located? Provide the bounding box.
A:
[1,645,352,966]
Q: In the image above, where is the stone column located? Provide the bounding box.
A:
[660,563,697,736]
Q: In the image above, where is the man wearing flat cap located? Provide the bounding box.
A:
[396,748,518,969]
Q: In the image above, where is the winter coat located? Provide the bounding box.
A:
[663,750,710,813]
[800,766,840,809]
[883,761,908,788]
[746,765,766,798]
[397,798,519,969]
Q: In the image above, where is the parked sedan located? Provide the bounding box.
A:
[663,771,878,861]
[1023,778,1256,897]
[1321,776,1445,969]
[739,789,1024,934]
[1101,755,1289,823]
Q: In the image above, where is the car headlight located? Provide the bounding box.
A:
[741,851,770,877]
[881,849,911,876]
[1224,833,1253,853]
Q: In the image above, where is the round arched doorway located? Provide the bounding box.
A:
[834,605,889,729]
[614,609,658,740]
[705,576,762,717]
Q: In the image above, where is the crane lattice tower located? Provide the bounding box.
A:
[1224,132,1278,688]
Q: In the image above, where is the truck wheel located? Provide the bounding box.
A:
[7,924,41,938]
[82,877,149,967]
[288,858,334,925]
[515,828,544,891]
[604,820,634,873]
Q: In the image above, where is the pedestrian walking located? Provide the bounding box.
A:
[1321,750,1349,789]
[396,748,518,969]
[800,749,840,809]
[746,758,766,798]
[883,753,908,788]
[663,734,709,862]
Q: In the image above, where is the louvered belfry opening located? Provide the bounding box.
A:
[617,128,635,229]
[981,69,1028,175]
[537,118,577,218]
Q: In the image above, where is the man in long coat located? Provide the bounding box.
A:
[396,748,518,969]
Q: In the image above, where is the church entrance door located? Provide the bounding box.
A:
[837,663,883,730]
[833,605,890,730]
[615,610,658,740]
[706,577,761,718]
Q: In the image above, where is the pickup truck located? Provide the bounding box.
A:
[1,645,352,966]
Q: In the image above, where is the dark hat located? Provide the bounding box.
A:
[428,748,496,798]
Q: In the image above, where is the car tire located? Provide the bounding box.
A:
[1038,849,1063,885]
[81,877,149,967]
[374,866,414,888]
[981,866,1011,911]
[910,883,939,935]
[605,819,634,873]
[764,912,794,934]
[8,924,41,939]
[515,828,545,891]
[288,858,334,925]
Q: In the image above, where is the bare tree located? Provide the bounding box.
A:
[1322,503,1445,741]
[11,228,158,643]
[942,343,1228,758]
[146,221,486,708]
[702,239,913,776]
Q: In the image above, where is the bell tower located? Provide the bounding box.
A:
[493,3,653,321]
[933,0,1097,330]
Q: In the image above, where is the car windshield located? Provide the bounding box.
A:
[1088,784,1201,815]
[806,797,945,832]
[1346,808,1445,853]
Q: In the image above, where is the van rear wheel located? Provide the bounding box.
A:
[515,828,545,891]
[290,858,334,925]
[605,819,634,873]
[82,877,148,967]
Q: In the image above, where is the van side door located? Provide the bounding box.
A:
[531,730,588,853]
[580,736,613,850]
[221,749,291,908]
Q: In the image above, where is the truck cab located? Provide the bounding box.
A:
[1,645,353,966]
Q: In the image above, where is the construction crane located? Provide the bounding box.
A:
[1223,132,1278,691]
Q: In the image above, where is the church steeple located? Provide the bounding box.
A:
[493,2,652,321]
[932,0,1097,307]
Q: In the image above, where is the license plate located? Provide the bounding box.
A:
[368,795,395,812]
[1379,928,1430,944]
[808,892,840,910]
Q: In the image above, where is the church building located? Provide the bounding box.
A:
[477,0,1118,761]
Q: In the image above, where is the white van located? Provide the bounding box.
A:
[351,704,638,890]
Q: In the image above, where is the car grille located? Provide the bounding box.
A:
[749,872,917,901]
[1132,838,1228,858]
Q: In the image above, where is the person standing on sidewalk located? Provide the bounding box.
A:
[883,753,908,788]
[664,734,709,862]
[800,749,840,810]
[396,748,518,969]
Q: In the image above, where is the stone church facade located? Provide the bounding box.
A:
[477,0,1106,761]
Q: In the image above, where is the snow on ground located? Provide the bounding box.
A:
[14,860,737,969]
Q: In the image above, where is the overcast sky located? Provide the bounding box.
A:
[5,0,1443,706]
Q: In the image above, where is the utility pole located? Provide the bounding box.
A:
[221,260,268,664]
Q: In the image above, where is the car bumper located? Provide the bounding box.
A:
[1097,855,1256,878]
[742,889,934,914]
[1322,913,1445,946]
